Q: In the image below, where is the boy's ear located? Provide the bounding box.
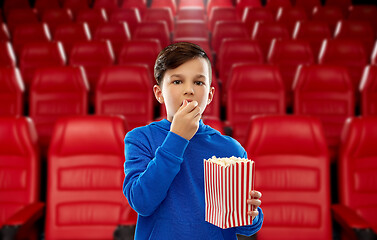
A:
[207,87,215,105]
[153,85,164,104]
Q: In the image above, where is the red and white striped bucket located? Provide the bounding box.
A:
[204,160,255,229]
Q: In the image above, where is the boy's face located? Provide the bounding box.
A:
[154,58,215,122]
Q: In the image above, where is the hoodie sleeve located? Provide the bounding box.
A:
[236,207,264,236]
[123,130,189,217]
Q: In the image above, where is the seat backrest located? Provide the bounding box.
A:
[251,21,290,60]
[0,117,40,226]
[3,0,30,17]
[294,0,321,16]
[268,39,314,108]
[236,0,262,20]
[53,22,91,55]
[108,8,141,35]
[118,39,161,75]
[276,6,308,35]
[121,0,147,18]
[93,0,119,15]
[151,0,177,16]
[34,0,61,14]
[227,64,285,145]
[348,5,377,32]
[93,22,131,60]
[173,20,209,41]
[324,0,351,16]
[217,39,264,90]
[11,23,52,57]
[292,20,332,58]
[69,40,115,89]
[206,0,233,16]
[318,39,368,99]
[360,65,377,116]
[293,64,354,162]
[0,41,16,67]
[176,7,206,21]
[208,7,237,33]
[373,43,377,65]
[0,67,24,116]
[133,21,171,48]
[76,8,108,34]
[29,66,89,153]
[41,9,74,36]
[211,20,248,54]
[143,8,174,33]
[242,7,275,35]
[19,41,67,89]
[62,0,90,18]
[6,8,39,34]
[265,0,292,15]
[95,65,154,129]
[338,116,377,227]
[311,6,344,33]
[334,20,376,54]
[244,115,332,240]
[45,115,132,239]
[0,23,10,42]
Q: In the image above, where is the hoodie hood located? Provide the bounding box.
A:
[151,119,219,136]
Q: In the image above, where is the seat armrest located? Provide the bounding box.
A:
[113,205,137,240]
[332,204,377,240]
[1,202,45,240]
[223,121,233,136]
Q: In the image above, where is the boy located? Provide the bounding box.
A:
[123,42,263,239]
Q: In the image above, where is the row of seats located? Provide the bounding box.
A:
[1,63,377,163]
[1,114,376,239]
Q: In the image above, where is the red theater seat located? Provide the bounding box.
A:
[0,41,16,67]
[93,0,119,15]
[108,8,141,35]
[292,20,332,58]
[173,20,209,41]
[265,0,292,15]
[360,65,377,116]
[6,8,39,34]
[133,21,171,48]
[252,21,290,60]
[69,40,115,93]
[76,8,108,34]
[202,116,225,135]
[334,20,376,55]
[0,67,24,116]
[143,8,174,33]
[206,0,233,16]
[268,39,315,109]
[0,23,10,41]
[227,64,285,145]
[93,22,131,60]
[12,23,52,58]
[211,21,248,54]
[34,0,61,14]
[53,22,91,55]
[217,38,264,98]
[29,66,89,156]
[45,115,136,239]
[41,9,74,36]
[118,39,161,77]
[0,117,43,239]
[151,0,177,16]
[318,39,368,103]
[242,7,275,35]
[324,0,351,16]
[208,7,238,33]
[176,7,206,21]
[236,0,262,20]
[332,116,377,240]
[348,5,377,33]
[294,0,322,16]
[121,0,147,18]
[19,41,67,89]
[244,115,332,240]
[95,65,154,129]
[373,43,377,65]
[179,0,205,9]
[62,0,90,18]
[3,0,30,18]
[312,6,344,33]
[276,7,308,35]
[293,64,354,162]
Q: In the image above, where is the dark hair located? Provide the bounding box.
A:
[154,42,212,86]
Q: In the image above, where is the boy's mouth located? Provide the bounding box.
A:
[180,99,193,106]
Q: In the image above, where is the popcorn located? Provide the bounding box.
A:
[204,156,255,229]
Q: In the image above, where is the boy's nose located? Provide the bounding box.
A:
[183,83,194,95]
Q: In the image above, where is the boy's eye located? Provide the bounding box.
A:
[195,81,204,86]
[172,80,182,84]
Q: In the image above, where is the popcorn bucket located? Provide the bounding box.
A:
[204,158,255,229]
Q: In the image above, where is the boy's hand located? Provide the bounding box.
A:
[247,190,262,220]
[171,100,201,140]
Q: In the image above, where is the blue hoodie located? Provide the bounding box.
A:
[123,119,263,240]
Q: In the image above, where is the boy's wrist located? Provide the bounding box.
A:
[161,131,189,158]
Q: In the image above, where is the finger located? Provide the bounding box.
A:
[182,101,199,113]
[249,190,262,199]
[247,210,259,218]
[247,199,261,207]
